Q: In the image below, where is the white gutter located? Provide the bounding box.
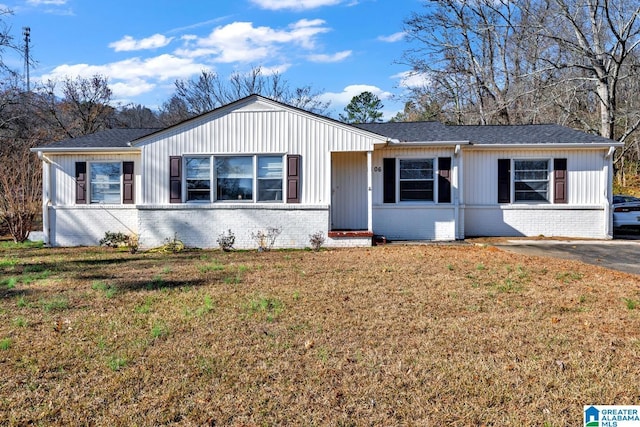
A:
[385,140,470,147]
[30,147,141,154]
[466,143,623,149]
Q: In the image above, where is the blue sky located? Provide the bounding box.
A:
[2,0,427,119]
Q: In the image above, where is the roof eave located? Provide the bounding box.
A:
[466,142,623,149]
[30,147,142,154]
[388,140,471,147]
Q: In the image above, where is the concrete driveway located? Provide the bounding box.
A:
[492,238,640,275]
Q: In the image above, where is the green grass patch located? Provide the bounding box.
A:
[0,240,43,249]
[556,271,583,283]
[151,321,169,339]
[199,262,225,273]
[624,298,638,310]
[91,281,117,298]
[245,295,284,322]
[195,295,215,316]
[0,338,12,350]
[107,356,127,371]
[0,257,18,269]
[40,296,70,312]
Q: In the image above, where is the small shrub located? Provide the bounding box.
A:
[251,226,282,252]
[309,231,326,251]
[99,232,129,248]
[99,231,138,253]
[217,229,235,251]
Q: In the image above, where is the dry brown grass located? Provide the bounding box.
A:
[1,242,639,426]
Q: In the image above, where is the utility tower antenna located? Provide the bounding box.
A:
[23,27,31,92]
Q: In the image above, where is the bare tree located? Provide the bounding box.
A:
[34,74,115,139]
[537,0,640,141]
[403,0,548,125]
[161,67,330,125]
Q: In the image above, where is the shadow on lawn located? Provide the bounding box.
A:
[116,278,208,292]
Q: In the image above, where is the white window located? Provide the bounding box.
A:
[183,155,284,203]
[90,162,121,204]
[514,159,549,202]
[257,156,283,202]
[216,156,253,201]
[399,159,434,201]
[185,157,211,202]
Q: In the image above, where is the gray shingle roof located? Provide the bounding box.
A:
[40,128,160,149]
[356,122,616,145]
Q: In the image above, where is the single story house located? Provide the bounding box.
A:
[32,94,623,249]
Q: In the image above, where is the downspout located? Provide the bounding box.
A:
[367,151,373,234]
[37,151,52,246]
[453,144,462,239]
[603,146,616,239]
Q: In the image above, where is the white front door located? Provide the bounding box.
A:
[331,152,368,230]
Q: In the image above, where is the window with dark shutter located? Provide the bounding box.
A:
[169,156,182,203]
[286,154,301,203]
[122,161,134,204]
[438,157,452,203]
[75,162,87,204]
[554,158,567,204]
[498,159,511,203]
[383,158,396,203]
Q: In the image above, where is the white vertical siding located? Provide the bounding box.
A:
[463,148,608,206]
[137,98,385,205]
[371,146,456,205]
[48,153,141,206]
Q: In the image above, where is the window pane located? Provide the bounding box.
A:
[400,181,434,201]
[216,157,253,201]
[399,159,434,201]
[186,157,211,201]
[400,159,433,180]
[90,162,121,204]
[514,159,549,202]
[258,156,283,202]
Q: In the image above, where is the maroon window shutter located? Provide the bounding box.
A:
[287,154,301,203]
[383,158,396,203]
[554,158,567,204]
[498,159,511,203]
[122,161,134,204]
[438,157,452,203]
[169,156,182,203]
[75,162,87,204]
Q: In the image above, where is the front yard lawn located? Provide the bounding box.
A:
[1,242,639,425]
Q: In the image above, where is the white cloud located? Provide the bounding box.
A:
[176,19,331,63]
[109,34,174,52]
[320,84,393,106]
[250,0,342,11]
[307,50,352,63]
[38,54,208,100]
[26,0,67,4]
[393,71,431,88]
[259,63,292,74]
[378,32,405,43]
